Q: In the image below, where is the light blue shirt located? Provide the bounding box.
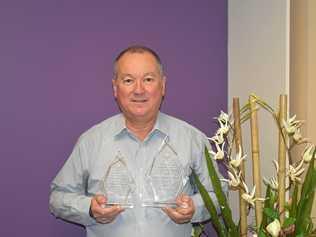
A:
[49,112,224,237]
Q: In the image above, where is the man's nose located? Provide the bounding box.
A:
[134,80,145,94]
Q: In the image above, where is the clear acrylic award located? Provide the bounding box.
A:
[142,138,185,207]
[100,152,135,208]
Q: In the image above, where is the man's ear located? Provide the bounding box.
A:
[112,79,117,98]
[162,76,166,96]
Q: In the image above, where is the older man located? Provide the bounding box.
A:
[49,45,223,237]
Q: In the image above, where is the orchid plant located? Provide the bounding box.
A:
[192,94,316,237]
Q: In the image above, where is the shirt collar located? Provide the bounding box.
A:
[113,113,127,137]
[152,112,169,137]
[113,112,169,138]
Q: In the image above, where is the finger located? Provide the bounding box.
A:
[175,200,188,208]
[95,195,107,205]
[180,194,190,202]
[163,203,192,216]
[176,194,191,208]
[91,198,106,218]
[163,207,191,224]
[175,197,194,215]
[94,205,124,224]
[100,205,124,217]
[170,201,194,218]
[175,206,194,216]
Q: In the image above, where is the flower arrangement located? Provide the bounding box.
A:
[193,94,316,237]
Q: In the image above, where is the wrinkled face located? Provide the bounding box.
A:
[112,52,166,122]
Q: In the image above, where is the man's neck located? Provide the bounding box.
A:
[125,115,157,141]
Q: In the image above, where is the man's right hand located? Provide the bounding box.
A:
[89,195,124,224]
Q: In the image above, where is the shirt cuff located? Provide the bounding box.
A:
[65,195,97,226]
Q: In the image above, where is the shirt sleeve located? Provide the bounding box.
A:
[190,134,228,223]
[49,138,96,226]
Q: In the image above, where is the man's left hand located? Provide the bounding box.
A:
[162,194,195,224]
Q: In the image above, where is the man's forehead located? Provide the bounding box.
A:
[116,53,160,71]
[118,72,158,78]
[117,51,156,62]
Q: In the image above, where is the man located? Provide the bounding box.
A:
[49,45,223,237]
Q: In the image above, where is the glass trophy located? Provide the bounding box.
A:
[142,139,185,208]
[100,152,135,208]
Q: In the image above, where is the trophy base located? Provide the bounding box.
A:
[102,203,134,209]
[141,201,178,208]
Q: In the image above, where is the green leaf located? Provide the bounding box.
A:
[295,152,316,235]
[192,171,227,237]
[240,102,250,114]
[289,183,298,218]
[258,228,268,237]
[283,217,296,228]
[263,207,279,220]
[192,224,203,237]
[306,218,314,234]
[260,185,274,229]
[203,146,239,236]
[298,190,315,234]
[300,150,315,201]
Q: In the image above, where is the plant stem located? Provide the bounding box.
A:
[278,95,287,225]
[233,97,248,237]
[249,95,263,227]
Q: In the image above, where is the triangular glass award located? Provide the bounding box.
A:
[142,139,185,207]
[100,152,135,208]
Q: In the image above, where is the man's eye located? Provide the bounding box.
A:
[144,77,154,83]
[122,78,133,84]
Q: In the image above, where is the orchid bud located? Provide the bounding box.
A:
[266,219,281,237]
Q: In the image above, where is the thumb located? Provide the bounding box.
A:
[95,195,107,205]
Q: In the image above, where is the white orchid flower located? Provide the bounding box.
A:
[221,169,242,189]
[208,111,230,146]
[216,110,229,124]
[266,219,281,237]
[229,146,246,169]
[218,120,230,135]
[208,130,225,144]
[212,111,230,136]
[302,144,315,163]
[293,128,303,143]
[288,159,305,183]
[263,160,279,190]
[241,183,265,208]
[263,176,278,190]
[282,115,303,135]
[272,160,279,173]
[209,141,225,160]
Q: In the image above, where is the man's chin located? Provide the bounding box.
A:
[131,112,148,118]
[128,110,154,120]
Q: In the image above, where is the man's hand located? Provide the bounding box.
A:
[89,195,124,224]
[162,194,195,224]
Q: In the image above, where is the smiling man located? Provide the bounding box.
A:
[49,45,225,237]
[112,49,166,140]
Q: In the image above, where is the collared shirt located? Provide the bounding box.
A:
[49,112,224,237]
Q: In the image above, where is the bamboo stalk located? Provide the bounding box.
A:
[249,95,263,226]
[233,98,248,237]
[278,94,287,225]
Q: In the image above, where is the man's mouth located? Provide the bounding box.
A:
[131,99,148,103]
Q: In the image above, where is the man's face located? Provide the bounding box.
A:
[112,52,166,122]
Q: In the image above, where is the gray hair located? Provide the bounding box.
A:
[113,45,164,79]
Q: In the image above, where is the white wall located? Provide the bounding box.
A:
[228,0,290,223]
[290,0,316,223]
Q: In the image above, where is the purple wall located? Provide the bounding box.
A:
[0,0,227,236]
